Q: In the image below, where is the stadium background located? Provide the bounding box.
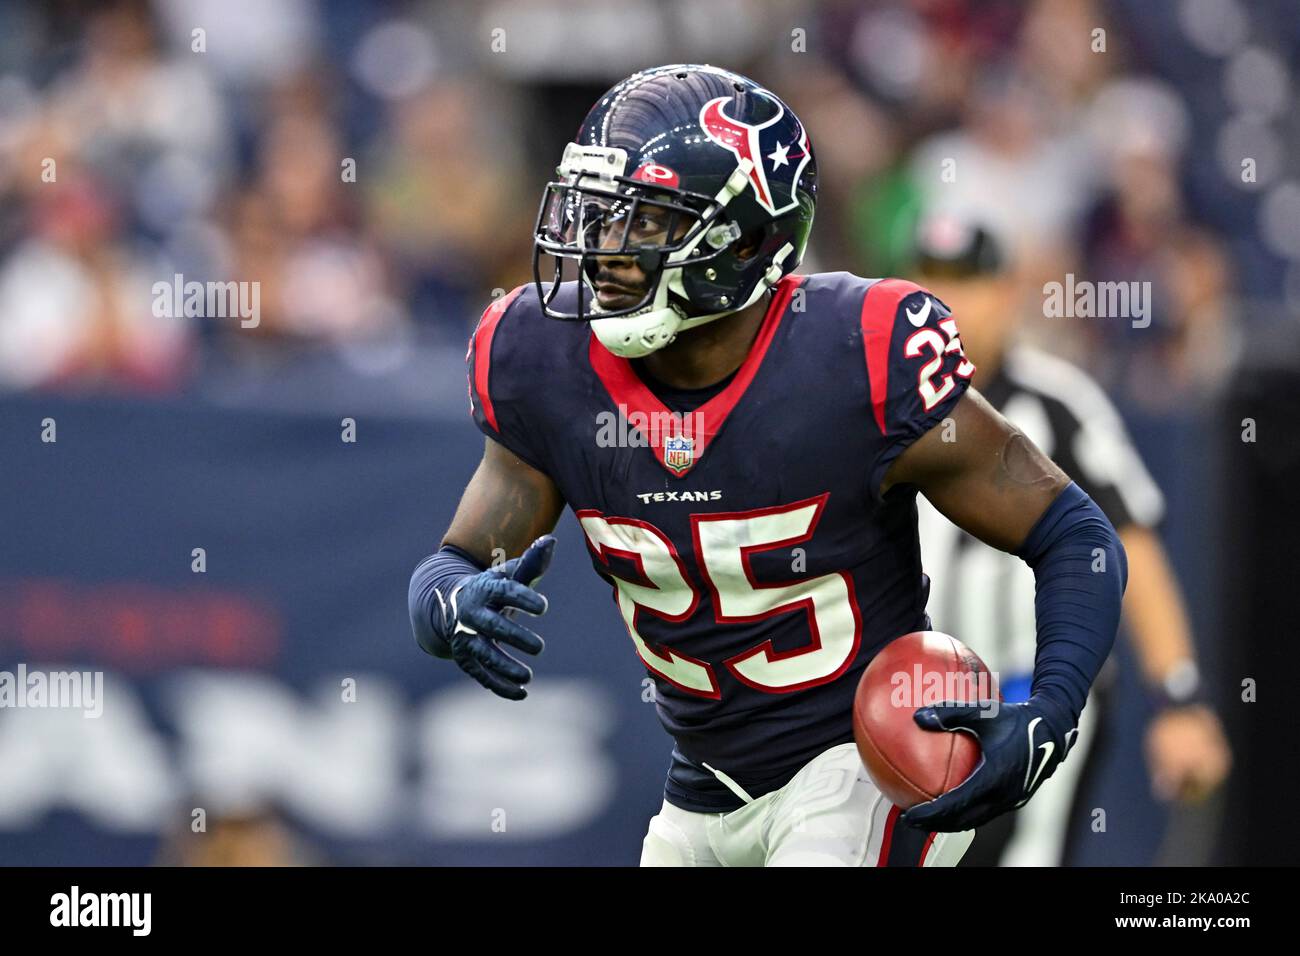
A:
[0,0,1295,865]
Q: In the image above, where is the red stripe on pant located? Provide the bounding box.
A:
[877,805,937,866]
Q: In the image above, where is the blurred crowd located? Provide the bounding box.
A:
[0,0,1295,413]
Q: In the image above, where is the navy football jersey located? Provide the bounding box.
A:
[466,272,976,811]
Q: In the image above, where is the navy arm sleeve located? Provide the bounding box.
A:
[1014,481,1129,723]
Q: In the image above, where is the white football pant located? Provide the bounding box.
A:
[639,742,975,867]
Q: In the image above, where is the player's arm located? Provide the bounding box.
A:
[884,389,1129,830]
[407,437,565,700]
[411,283,567,700]
[1119,524,1231,801]
[882,387,1070,549]
[444,436,565,564]
[1034,377,1230,801]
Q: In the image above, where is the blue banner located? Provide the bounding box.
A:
[0,392,669,865]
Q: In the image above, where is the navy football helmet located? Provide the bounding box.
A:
[532,64,818,357]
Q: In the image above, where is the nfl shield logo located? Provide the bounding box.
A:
[664,435,695,474]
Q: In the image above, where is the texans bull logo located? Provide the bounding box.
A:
[699,93,811,216]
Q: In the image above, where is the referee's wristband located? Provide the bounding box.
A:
[1148,659,1205,711]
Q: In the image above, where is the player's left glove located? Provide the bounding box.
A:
[900,695,1079,832]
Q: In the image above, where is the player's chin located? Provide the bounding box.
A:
[595,288,644,310]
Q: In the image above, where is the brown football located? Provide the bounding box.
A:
[853,630,999,809]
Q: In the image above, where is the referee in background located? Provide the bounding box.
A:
[909,212,1231,866]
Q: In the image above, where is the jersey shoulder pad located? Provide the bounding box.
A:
[857,276,975,433]
[465,283,563,471]
[852,276,977,496]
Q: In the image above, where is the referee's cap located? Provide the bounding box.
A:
[913,211,1006,278]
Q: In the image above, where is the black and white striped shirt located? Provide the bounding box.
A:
[918,345,1163,691]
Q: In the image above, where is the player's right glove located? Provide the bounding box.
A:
[414,535,554,700]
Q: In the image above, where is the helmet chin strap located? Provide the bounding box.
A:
[591,159,793,360]
[673,241,794,334]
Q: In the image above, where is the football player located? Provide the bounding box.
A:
[409,65,1128,866]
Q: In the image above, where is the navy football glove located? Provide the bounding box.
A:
[436,535,555,701]
[900,696,1079,832]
